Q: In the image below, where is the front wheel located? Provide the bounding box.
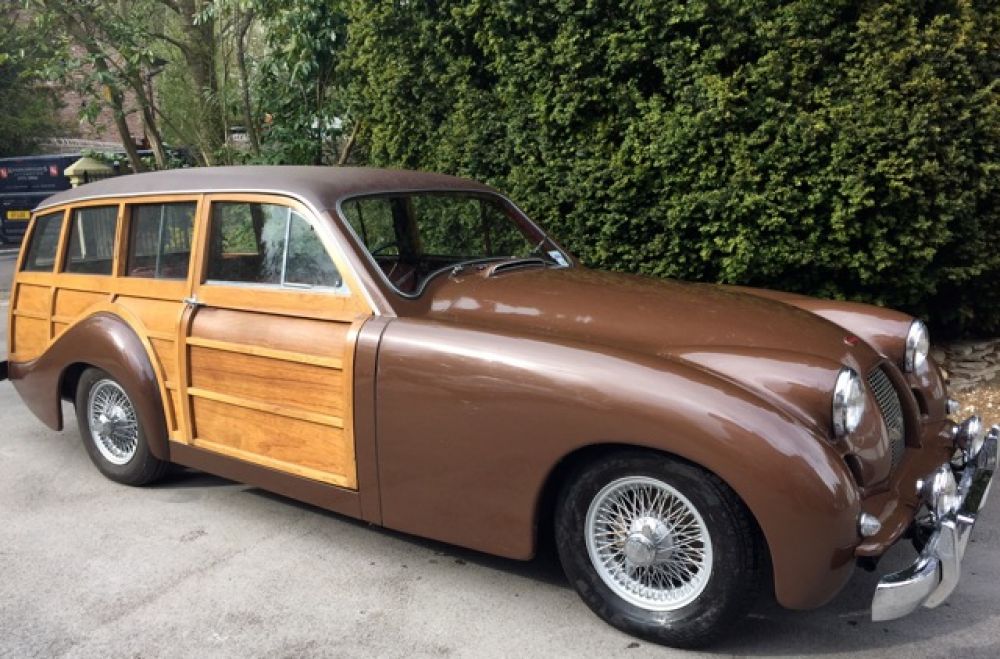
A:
[75,367,168,485]
[555,451,765,648]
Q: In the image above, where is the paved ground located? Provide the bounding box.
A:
[2,274,999,658]
[0,246,16,296]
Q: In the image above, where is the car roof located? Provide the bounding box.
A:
[35,166,497,213]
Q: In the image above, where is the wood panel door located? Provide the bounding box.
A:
[177,194,373,489]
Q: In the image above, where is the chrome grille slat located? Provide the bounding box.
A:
[868,366,906,471]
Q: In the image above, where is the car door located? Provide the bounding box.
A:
[177,194,372,489]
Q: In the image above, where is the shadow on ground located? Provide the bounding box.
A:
[153,464,991,656]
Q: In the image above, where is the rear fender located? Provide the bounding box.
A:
[8,312,169,460]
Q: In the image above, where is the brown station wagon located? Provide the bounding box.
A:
[2,166,997,647]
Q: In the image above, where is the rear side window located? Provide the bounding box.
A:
[65,206,118,275]
[21,211,64,272]
[207,202,342,289]
[126,202,196,279]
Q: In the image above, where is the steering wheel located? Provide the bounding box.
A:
[371,240,401,256]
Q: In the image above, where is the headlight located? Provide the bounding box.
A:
[918,464,960,519]
[832,367,866,438]
[905,320,930,372]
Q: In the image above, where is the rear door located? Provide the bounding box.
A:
[177,194,372,489]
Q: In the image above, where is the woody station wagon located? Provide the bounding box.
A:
[2,166,997,647]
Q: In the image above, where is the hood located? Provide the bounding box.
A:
[423,266,880,373]
[420,265,894,484]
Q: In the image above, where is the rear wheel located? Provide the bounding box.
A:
[75,367,168,485]
[555,451,765,648]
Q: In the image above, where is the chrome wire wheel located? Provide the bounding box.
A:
[585,476,713,611]
[87,379,139,466]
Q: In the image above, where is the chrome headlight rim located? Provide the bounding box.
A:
[832,367,866,438]
[905,319,930,373]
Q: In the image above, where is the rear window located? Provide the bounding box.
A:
[126,202,196,279]
[64,206,118,275]
[21,211,64,272]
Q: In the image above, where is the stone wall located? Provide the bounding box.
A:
[933,339,1000,391]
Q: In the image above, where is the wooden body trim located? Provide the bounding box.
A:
[185,336,343,369]
[8,190,375,493]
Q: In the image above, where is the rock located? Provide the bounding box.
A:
[952,344,975,357]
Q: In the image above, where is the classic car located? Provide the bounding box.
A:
[2,166,996,647]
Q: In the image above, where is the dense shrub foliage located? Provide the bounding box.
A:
[345,0,999,337]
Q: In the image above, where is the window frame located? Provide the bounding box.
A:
[60,203,121,277]
[19,210,67,273]
[193,193,371,322]
[335,190,573,300]
[124,200,198,282]
[204,201,345,293]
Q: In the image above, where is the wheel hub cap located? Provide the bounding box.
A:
[585,476,714,611]
[87,380,139,466]
[623,516,673,567]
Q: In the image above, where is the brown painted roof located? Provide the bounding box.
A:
[37,166,496,212]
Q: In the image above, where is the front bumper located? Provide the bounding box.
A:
[871,421,998,621]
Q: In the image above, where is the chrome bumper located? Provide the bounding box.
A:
[871,420,998,621]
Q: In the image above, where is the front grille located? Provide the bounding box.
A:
[868,366,906,471]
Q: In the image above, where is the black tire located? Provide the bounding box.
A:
[74,367,169,485]
[555,450,765,649]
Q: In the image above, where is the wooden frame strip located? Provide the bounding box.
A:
[190,437,353,488]
[186,386,344,428]
[11,309,49,321]
[185,336,344,369]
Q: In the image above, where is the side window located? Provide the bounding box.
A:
[285,213,343,288]
[126,202,196,279]
[64,206,118,275]
[207,201,342,289]
[21,211,64,272]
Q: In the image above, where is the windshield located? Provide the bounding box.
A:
[340,192,569,295]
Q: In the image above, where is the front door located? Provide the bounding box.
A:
[177,194,372,489]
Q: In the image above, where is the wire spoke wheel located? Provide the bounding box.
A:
[87,379,139,466]
[585,476,713,611]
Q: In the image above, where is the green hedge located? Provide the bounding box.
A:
[345,1,999,337]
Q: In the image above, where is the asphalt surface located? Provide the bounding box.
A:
[0,247,15,297]
[1,245,999,658]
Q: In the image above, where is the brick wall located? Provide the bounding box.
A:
[48,44,144,148]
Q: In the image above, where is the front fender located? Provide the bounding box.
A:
[9,313,169,461]
[374,319,861,611]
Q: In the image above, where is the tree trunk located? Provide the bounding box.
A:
[337,121,361,166]
[235,11,260,156]
[127,72,168,169]
[175,0,224,161]
[92,60,146,173]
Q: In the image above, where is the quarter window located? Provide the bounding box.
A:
[64,206,118,275]
[21,212,64,272]
[207,202,342,289]
[126,202,196,279]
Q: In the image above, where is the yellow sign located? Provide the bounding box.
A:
[6,210,30,221]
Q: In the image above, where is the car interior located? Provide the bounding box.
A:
[342,193,555,295]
